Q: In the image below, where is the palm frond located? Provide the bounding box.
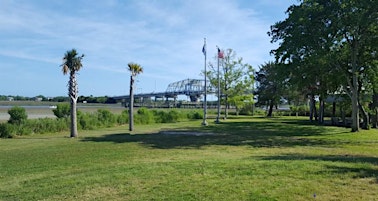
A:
[128,62,143,76]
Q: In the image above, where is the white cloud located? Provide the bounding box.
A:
[0,0,295,96]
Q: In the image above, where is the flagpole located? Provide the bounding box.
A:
[202,38,208,126]
[215,46,221,123]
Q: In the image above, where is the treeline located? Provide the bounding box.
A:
[0,105,203,138]
[1,95,117,103]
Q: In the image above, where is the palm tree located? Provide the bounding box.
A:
[128,62,143,131]
[61,49,84,137]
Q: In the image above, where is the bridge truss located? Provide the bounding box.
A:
[113,78,215,102]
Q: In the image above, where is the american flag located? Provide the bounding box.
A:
[217,47,224,59]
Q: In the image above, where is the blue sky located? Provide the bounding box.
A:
[0,0,297,97]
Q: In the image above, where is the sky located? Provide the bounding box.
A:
[0,0,298,98]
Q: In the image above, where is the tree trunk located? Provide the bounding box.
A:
[309,96,314,121]
[372,109,378,128]
[331,101,336,125]
[351,40,359,132]
[70,99,78,137]
[318,97,324,124]
[309,95,317,122]
[69,72,78,138]
[341,105,347,127]
[267,100,274,117]
[358,101,369,130]
[372,92,378,128]
[129,75,134,131]
[224,95,228,119]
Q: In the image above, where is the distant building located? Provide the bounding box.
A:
[7,97,14,101]
[34,97,43,101]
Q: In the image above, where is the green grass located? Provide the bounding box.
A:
[1,117,377,200]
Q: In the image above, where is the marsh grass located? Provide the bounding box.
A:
[0,117,377,200]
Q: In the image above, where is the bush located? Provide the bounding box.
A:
[77,111,97,130]
[0,123,13,138]
[186,110,203,120]
[26,118,69,134]
[2,108,209,137]
[239,103,254,115]
[154,109,181,123]
[117,110,129,125]
[135,107,155,124]
[53,103,70,118]
[8,106,27,124]
[96,109,116,127]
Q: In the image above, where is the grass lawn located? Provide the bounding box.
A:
[0,117,377,200]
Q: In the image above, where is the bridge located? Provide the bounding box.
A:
[113,78,215,102]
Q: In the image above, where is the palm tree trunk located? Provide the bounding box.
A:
[129,75,134,131]
[70,99,78,137]
[69,72,78,137]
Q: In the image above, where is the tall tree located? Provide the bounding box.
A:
[269,0,378,131]
[207,48,254,119]
[255,62,287,117]
[61,49,84,137]
[127,62,143,131]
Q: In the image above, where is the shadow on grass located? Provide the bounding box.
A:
[257,153,378,183]
[81,119,347,149]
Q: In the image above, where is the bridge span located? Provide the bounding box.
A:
[113,79,215,102]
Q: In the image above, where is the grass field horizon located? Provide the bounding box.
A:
[1,117,377,200]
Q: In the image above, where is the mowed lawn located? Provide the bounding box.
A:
[1,117,377,200]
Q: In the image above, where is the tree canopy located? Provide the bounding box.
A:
[207,48,254,117]
[268,0,378,131]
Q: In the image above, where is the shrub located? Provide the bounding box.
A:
[2,107,209,137]
[160,109,181,123]
[239,103,254,115]
[11,123,32,136]
[117,110,129,125]
[186,110,203,120]
[26,118,69,134]
[8,106,27,124]
[97,109,116,127]
[53,103,70,118]
[77,111,97,130]
[0,123,13,138]
[135,107,155,124]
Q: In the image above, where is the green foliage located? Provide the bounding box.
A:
[153,109,183,123]
[52,103,70,118]
[0,123,13,138]
[8,106,28,124]
[117,110,129,125]
[269,0,378,130]
[96,109,116,127]
[77,111,97,130]
[239,102,255,115]
[135,107,154,124]
[290,105,310,116]
[26,118,69,134]
[1,108,209,137]
[186,110,203,119]
[207,48,254,111]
